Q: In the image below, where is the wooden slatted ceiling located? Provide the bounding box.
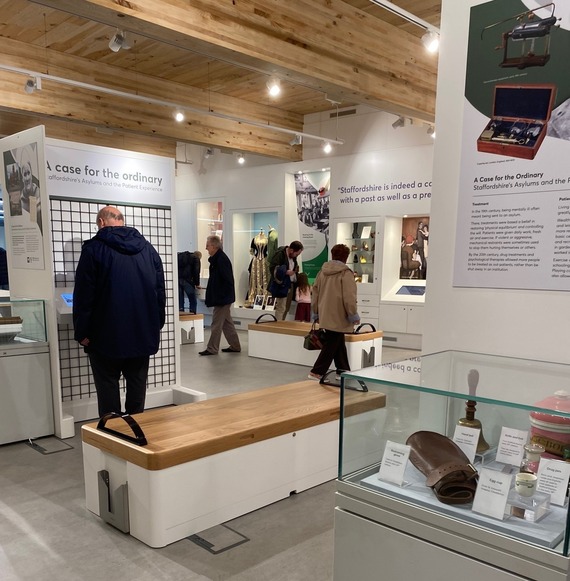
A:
[0,0,441,159]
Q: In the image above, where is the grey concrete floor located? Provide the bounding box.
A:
[0,331,418,581]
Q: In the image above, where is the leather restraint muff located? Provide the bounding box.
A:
[406,431,478,505]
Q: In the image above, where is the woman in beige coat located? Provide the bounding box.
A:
[308,244,360,380]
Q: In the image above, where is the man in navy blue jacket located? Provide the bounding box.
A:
[73,206,166,417]
[199,235,241,355]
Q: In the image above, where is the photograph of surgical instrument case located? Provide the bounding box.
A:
[476,83,557,160]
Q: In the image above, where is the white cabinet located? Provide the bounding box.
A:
[379,303,423,349]
[357,293,379,329]
[379,304,423,334]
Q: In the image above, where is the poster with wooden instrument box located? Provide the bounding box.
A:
[477,83,557,160]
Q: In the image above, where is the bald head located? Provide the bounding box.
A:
[97,206,124,230]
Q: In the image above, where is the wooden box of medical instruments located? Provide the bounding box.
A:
[476,83,557,160]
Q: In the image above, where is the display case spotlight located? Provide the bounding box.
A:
[392,116,405,129]
[24,77,41,94]
[289,134,303,146]
[322,141,333,154]
[421,30,440,53]
[108,30,130,52]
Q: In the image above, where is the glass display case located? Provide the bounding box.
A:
[0,298,47,344]
[335,351,570,581]
[231,209,279,308]
[0,299,52,445]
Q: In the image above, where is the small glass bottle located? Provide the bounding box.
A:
[520,443,545,475]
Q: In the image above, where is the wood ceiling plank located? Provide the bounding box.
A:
[0,69,302,160]
[0,36,304,130]
[30,0,437,120]
[0,110,177,157]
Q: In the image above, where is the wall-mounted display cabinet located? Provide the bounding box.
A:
[334,351,570,581]
[334,220,378,291]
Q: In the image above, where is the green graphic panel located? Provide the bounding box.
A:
[466,0,570,116]
[302,246,328,283]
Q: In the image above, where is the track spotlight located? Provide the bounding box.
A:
[421,30,440,53]
[392,116,405,129]
[427,125,436,138]
[174,111,185,122]
[24,77,41,94]
[322,141,333,154]
[237,153,246,165]
[204,147,214,159]
[266,77,281,97]
[289,134,303,146]
[109,30,130,52]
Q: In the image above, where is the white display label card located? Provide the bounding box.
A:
[495,427,528,466]
[472,467,512,520]
[453,425,480,463]
[537,458,570,506]
[377,441,411,486]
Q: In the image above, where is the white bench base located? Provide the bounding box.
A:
[83,420,338,548]
[179,314,204,344]
[248,322,383,371]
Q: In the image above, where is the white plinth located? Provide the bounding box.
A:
[179,314,204,344]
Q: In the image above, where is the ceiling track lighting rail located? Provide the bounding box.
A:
[368,0,440,52]
[4,64,344,147]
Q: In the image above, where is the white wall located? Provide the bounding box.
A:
[175,107,435,257]
[423,0,570,363]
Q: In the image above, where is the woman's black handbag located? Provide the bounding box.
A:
[303,323,324,350]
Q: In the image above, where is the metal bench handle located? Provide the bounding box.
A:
[255,313,277,324]
[97,412,148,446]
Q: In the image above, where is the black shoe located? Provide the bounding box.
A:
[199,350,215,356]
[222,347,241,353]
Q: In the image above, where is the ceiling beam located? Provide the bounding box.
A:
[30,0,437,121]
[0,110,178,157]
[0,36,303,160]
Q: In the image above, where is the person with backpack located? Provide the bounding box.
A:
[268,240,303,320]
[178,250,202,314]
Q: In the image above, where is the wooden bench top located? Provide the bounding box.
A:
[81,381,385,471]
[179,313,204,321]
[248,320,383,340]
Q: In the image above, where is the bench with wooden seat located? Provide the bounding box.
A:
[82,380,385,547]
[248,319,383,370]
[179,312,204,344]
